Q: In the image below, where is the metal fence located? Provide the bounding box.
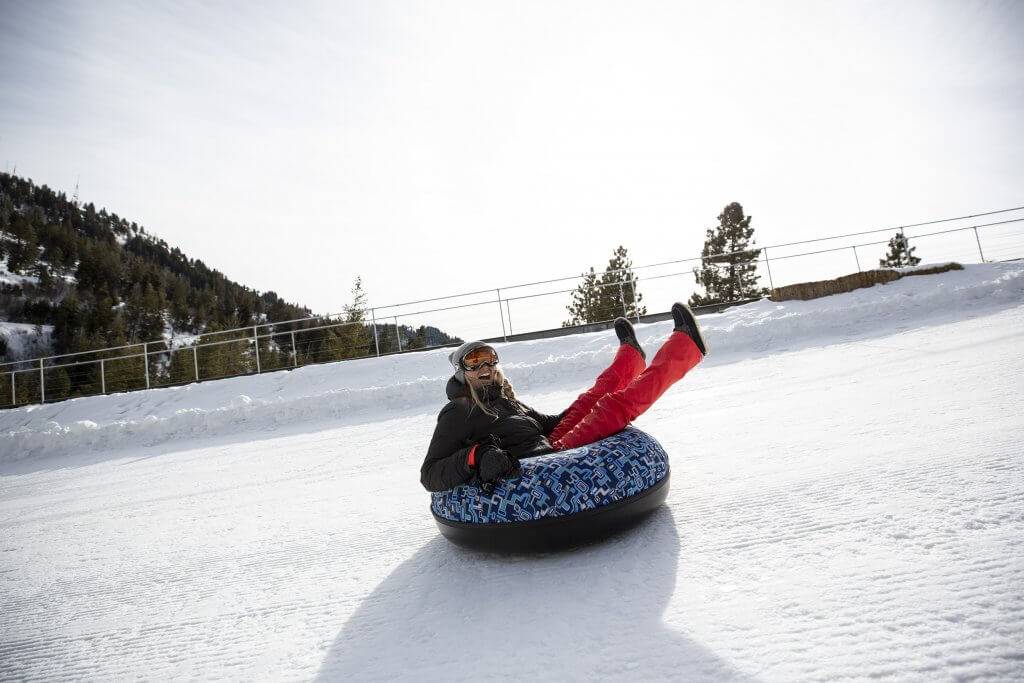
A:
[2,207,1023,409]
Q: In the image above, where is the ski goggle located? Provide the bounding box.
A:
[461,347,499,371]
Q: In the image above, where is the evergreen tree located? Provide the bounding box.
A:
[168,344,200,385]
[338,276,370,358]
[52,292,85,354]
[35,261,54,289]
[879,231,921,267]
[7,220,38,272]
[598,245,645,321]
[690,202,767,306]
[344,276,367,322]
[125,283,165,342]
[45,367,72,401]
[564,246,646,325]
[197,325,253,380]
[107,313,129,348]
[169,277,190,327]
[564,267,601,326]
[406,325,430,350]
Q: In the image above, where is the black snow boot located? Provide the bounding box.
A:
[613,317,646,361]
[671,302,707,356]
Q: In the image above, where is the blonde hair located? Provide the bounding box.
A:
[465,366,522,418]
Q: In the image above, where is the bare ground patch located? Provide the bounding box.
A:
[771,263,964,302]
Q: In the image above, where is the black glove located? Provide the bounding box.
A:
[477,445,519,485]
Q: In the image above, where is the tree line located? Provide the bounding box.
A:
[563,202,922,325]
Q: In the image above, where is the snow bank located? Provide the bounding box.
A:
[2,262,1022,462]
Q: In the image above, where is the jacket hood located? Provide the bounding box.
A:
[445,376,469,401]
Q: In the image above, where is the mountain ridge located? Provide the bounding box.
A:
[0,172,459,366]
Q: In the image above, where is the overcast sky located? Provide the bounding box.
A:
[1,1,1022,337]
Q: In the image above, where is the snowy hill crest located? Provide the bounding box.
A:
[2,262,1022,463]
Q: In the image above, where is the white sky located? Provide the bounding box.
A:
[2,1,1022,336]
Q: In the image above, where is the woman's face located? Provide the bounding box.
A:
[465,363,498,388]
[462,347,499,388]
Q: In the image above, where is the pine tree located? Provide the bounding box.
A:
[406,325,429,350]
[339,276,370,358]
[690,202,767,306]
[344,276,367,324]
[7,220,37,273]
[125,283,166,342]
[598,245,646,320]
[46,367,72,401]
[52,291,84,354]
[564,246,646,325]
[168,344,198,385]
[564,267,601,326]
[879,231,921,267]
[169,277,190,327]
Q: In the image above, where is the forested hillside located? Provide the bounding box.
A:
[0,173,458,403]
[0,173,319,356]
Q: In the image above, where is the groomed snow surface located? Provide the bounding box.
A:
[2,263,1023,681]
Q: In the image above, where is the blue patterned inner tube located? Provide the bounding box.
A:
[431,427,670,551]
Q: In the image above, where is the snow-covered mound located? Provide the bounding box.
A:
[2,262,1022,463]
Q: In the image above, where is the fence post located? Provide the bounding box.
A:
[253,326,262,373]
[505,300,513,336]
[852,245,862,272]
[497,289,507,342]
[100,359,106,394]
[290,330,298,367]
[39,358,45,403]
[763,247,775,293]
[143,342,150,390]
[193,346,200,382]
[370,308,380,357]
[10,371,14,406]
[394,317,402,352]
[618,282,627,317]
[973,226,986,262]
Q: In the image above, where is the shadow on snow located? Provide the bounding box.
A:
[316,508,754,681]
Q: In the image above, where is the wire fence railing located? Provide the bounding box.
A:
[2,207,1023,408]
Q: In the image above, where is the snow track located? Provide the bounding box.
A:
[2,264,1023,680]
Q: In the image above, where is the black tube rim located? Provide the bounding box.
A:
[432,470,670,553]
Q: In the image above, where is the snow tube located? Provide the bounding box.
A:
[431,427,670,553]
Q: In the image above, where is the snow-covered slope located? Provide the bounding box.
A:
[1,263,1023,680]
[2,262,1022,463]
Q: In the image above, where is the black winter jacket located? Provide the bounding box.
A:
[419,377,565,492]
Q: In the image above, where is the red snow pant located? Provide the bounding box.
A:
[549,331,703,451]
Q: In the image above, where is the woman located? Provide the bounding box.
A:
[419,302,707,492]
